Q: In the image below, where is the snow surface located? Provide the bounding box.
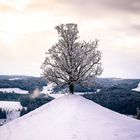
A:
[0,95,140,140]
[40,86,50,94]
[49,93,65,98]
[41,83,93,99]
[132,82,140,92]
[0,88,28,94]
[9,78,21,81]
[41,83,65,98]
[0,101,22,111]
[0,119,6,126]
[41,83,55,94]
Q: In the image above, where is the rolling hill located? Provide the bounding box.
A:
[0,95,140,140]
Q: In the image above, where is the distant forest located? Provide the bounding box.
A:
[0,75,140,116]
[0,76,47,92]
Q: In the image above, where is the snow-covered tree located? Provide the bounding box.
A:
[41,23,103,94]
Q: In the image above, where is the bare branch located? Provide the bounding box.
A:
[41,23,103,93]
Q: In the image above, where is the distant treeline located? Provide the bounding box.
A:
[0,108,6,119]
[83,87,140,115]
[0,76,140,117]
[0,92,54,117]
[0,77,47,92]
[20,95,54,116]
[53,78,140,93]
[0,92,26,101]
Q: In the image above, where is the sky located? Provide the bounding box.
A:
[0,0,140,79]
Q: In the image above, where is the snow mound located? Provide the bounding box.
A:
[132,82,140,92]
[0,95,140,140]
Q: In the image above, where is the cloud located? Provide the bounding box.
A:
[0,0,140,78]
[1,0,140,17]
[62,0,140,14]
[0,0,32,12]
[25,0,140,16]
[0,4,14,12]
[103,0,140,14]
[129,24,140,34]
[0,31,53,76]
[25,0,59,11]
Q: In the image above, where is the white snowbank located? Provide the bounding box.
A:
[40,86,49,94]
[41,83,65,98]
[96,89,101,92]
[41,83,55,94]
[132,82,140,92]
[9,78,21,81]
[0,101,22,111]
[0,95,140,140]
[0,88,28,94]
[49,93,65,98]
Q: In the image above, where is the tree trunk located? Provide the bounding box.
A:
[69,83,74,94]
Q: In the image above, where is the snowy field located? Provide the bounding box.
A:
[0,88,28,94]
[41,82,55,94]
[0,101,22,111]
[9,78,22,81]
[132,82,140,92]
[41,83,65,98]
[0,101,22,125]
[0,95,140,140]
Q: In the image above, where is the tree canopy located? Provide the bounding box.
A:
[41,23,102,93]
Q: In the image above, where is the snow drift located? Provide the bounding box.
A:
[0,95,140,140]
[132,82,140,92]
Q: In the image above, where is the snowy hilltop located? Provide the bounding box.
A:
[0,95,140,140]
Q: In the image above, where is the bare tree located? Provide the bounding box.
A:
[41,23,103,94]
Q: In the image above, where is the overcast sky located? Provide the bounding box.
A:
[0,0,140,79]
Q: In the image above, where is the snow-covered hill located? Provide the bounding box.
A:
[0,95,140,140]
